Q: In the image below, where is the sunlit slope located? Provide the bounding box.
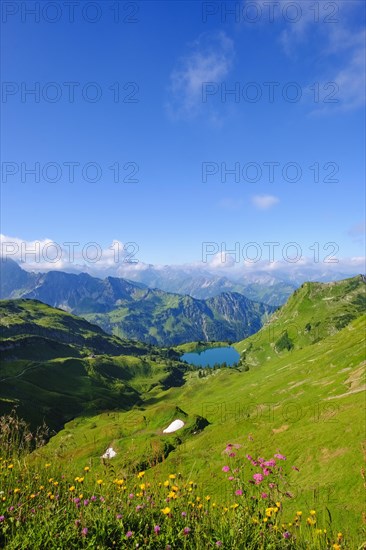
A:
[234,275,365,362]
[40,313,366,535]
[0,300,185,431]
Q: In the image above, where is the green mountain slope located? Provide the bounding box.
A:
[0,300,185,431]
[84,291,273,346]
[38,276,366,540]
[234,275,366,364]
[0,299,151,356]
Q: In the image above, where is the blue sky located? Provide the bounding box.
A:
[1,0,365,272]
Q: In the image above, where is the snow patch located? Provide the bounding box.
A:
[163,419,185,433]
[102,447,117,459]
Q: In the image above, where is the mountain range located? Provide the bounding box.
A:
[110,263,298,305]
[0,259,275,346]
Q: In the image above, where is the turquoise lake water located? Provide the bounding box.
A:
[181,346,240,367]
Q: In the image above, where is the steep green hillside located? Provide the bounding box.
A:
[235,275,366,362]
[0,299,151,356]
[0,300,185,431]
[36,277,366,540]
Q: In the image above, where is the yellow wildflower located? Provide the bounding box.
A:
[161,507,171,515]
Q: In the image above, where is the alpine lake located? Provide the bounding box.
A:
[180,346,240,368]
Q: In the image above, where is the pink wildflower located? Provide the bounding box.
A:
[253,473,263,484]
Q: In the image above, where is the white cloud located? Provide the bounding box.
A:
[349,256,366,267]
[275,0,360,52]
[1,234,364,280]
[252,194,279,210]
[253,0,365,112]
[0,234,139,274]
[331,37,365,111]
[167,31,234,119]
[207,251,238,268]
[277,0,320,55]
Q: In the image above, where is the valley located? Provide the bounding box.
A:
[1,259,275,346]
[0,273,365,548]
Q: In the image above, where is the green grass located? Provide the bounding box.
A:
[0,277,365,548]
[0,300,186,431]
[0,412,360,549]
[35,314,366,541]
[0,299,151,357]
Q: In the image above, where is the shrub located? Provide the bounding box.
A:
[275,331,294,352]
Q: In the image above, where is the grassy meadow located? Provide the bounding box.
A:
[0,277,365,548]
